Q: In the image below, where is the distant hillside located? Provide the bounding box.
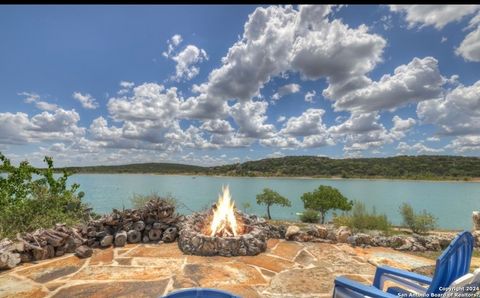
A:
[207,155,480,180]
[61,162,206,174]
[58,155,480,180]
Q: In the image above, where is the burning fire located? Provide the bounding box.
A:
[205,185,244,237]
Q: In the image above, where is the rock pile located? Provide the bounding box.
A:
[0,199,181,270]
[281,224,468,252]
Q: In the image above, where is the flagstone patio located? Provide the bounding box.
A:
[0,239,447,298]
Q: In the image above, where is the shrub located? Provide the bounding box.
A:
[333,201,391,233]
[0,153,91,239]
[399,202,437,234]
[300,185,353,223]
[299,209,321,223]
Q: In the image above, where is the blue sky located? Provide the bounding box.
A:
[1,5,480,167]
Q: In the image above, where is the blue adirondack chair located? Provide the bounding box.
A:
[333,230,474,298]
[163,288,240,298]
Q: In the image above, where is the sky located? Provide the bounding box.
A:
[1,5,480,167]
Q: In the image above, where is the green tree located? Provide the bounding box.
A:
[256,188,291,220]
[300,185,353,224]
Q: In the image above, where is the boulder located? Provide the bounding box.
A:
[285,225,301,240]
[348,233,373,246]
[473,211,480,231]
[316,225,329,239]
[336,226,351,243]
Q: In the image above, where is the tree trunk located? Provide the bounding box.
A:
[267,204,272,220]
[320,211,326,224]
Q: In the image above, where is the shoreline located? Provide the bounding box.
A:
[68,172,480,183]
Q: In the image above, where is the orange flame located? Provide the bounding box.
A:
[207,185,244,237]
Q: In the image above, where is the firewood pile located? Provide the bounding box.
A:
[0,223,84,269]
[0,199,182,270]
[81,199,182,248]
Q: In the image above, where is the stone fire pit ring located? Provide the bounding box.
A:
[178,212,267,257]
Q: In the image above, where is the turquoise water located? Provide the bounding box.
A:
[68,174,480,230]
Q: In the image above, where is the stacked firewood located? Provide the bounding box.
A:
[0,223,85,269]
[80,199,182,248]
[0,199,182,270]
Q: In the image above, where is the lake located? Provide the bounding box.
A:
[69,174,480,230]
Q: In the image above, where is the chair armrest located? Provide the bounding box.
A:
[334,276,398,298]
[373,265,432,289]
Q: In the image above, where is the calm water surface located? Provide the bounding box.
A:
[68,174,480,230]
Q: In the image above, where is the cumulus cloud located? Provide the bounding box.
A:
[281,109,327,137]
[390,115,417,140]
[456,27,480,62]
[272,83,300,100]
[162,34,183,58]
[181,4,386,122]
[446,136,480,153]
[396,142,444,154]
[329,113,416,153]
[171,45,208,81]
[332,57,445,113]
[389,5,480,30]
[230,100,275,139]
[199,119,234,134]
[304,90,316,103]
[417,80,480,136]
[162,34,208,82]
[73,92,99,109]
[118,81,134,95]
[0,109,85,145]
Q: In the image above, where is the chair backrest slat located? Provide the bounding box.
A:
[427,231,474,294]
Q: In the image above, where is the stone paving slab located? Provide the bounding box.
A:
[1,240,473,298]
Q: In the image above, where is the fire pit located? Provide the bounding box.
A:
[178,185,267,256]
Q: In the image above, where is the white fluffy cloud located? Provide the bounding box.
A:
[199,119,234,135]
[0,109,85,145]
[272,83,300,100]
[162,34,208,81]
[446,136,480,153]
[304,90,316,103]
[73,92,99,109]
[417,80,480,136]
[329,113,416,153]
[182,5,386,122]
[108,83,181,122]
[332,57,445,113]
[456,27,480,62]
[171,45,208,81]
[397,142,444,154]
[162,34,183,58]
[280,109,327,137]
[389,5,480,30]
[230,100,275,139]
